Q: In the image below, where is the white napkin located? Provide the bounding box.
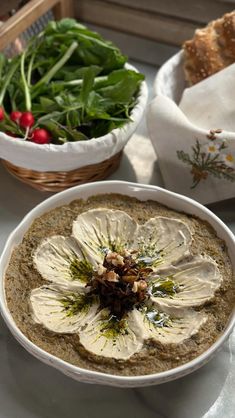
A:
[148,62,235,204]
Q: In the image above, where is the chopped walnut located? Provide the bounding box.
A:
[123,248,131,257]
[138,280,148,290]
[122,275,137,283]
[105,271,119,282]
[89,252,150,318]
[132,281,138,293]
[97,264,107,276]
[106,251,124,267]
[132,280,147,293]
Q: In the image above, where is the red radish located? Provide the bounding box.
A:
[31,128,51,144]
[0,107,4,121]
[19,111,34,128]
[10,111,22,123]
[5,131,16,137]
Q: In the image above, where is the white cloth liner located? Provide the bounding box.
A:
[0,64,148,172]
[148,51,235,204]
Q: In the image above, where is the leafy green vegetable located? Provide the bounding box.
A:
[97,70,144,103]
[0,58,19,106]
[80,67,95,110]
[0,53,6,80]
[61,65,102,81]
[0,18,144,143]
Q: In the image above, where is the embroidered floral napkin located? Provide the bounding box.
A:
[147,62,235,204]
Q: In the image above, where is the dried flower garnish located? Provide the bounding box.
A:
[88,251,152,319]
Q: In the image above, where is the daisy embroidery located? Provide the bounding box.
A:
[177,131,235,188]
[204,143,220,155]
[222,153,234,167]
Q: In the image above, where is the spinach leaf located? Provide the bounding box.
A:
[80,67,95,110]
[97,70,144,104]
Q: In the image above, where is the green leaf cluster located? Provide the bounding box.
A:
[0,19,144,143]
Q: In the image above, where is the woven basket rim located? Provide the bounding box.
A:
[2,150,123,191]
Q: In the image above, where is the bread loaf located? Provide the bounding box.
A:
[183,11,235,85]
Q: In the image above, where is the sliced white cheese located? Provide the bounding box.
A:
[137,303,207,345]
[151,256,221,308]
[30,284,99,333]
[72,209,137,265]
[79,308,145,360]
[133,217,192,270]
[34,235,93,288]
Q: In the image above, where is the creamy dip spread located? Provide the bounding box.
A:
[5,194,235,376]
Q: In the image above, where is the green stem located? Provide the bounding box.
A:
[33,41,78,90]
[27,51,36,86]
[21,51,31,111]
[191,179,201,189]
[0,54,5,81]
[10,94,16,111]
[61,75,107,87]
[0,59,19,106]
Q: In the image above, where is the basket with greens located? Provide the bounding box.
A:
[0,18,147,190]
[0,18,146,145]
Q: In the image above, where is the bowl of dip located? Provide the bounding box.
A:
[0,181,234,387]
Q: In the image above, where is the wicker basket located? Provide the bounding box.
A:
[2,151,122,192]
[0,0,147,191]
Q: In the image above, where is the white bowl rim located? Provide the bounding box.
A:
[0,180,234,385]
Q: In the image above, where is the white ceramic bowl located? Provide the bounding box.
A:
[0,64,148,172]
[0,181,234,387]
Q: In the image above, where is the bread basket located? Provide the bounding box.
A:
[153,50,185,103]
[148,47,235,204]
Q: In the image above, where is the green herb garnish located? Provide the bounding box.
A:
[100,315,129,339]
[150,278,178,298]
[61,293,94,317]
[142,306,170,328]
[70,258,93,283]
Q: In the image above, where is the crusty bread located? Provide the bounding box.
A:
[183,11,235,85]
